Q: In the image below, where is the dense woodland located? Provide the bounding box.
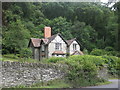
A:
[2,2,120,55]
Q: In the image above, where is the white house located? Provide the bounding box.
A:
[28,27,83,60]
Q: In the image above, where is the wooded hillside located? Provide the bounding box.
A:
[2,2,120,54]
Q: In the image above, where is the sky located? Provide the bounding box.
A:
[101,0,109,3]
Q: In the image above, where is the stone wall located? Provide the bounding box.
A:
[1,61,65,88]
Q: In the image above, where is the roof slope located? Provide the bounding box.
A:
[66,38,76,46]
[29,33,80,47]
[28,38,41,47]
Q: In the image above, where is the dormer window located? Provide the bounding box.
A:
[55,43,62,50]
[73,44,77,50]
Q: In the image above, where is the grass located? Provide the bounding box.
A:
[96,81,112,86]
[11,78,113,88]
[1,54,40,63]
[12,79,71,88]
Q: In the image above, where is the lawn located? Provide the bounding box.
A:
[12,79,71,88]
[1,54,39,63]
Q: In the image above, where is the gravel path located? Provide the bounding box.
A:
[85,79,119,88]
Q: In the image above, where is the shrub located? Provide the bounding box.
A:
[2,49,10,54]
[46,57,66,63]
[20,48,32,58]
[102,55,119,76]
[83,48,89,55]
[105,46,115,51]
[65,55,105,87]
[90,49,107,56]
[90,49,119,57]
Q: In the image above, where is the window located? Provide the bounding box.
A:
[41,45,45,51]
[55,43,62,50]
[73,44,77,50]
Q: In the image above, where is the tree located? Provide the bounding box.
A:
[51,17,73,40]
[2,19,30,54]
[71,21,97,51]
[113,2,120,51]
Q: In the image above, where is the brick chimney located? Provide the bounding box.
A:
[44,27,51,38]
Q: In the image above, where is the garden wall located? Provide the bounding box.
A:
[1,61,108,88]
[1,61,65,88]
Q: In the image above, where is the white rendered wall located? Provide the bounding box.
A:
[48,35,67,57]
[69,41,80,55]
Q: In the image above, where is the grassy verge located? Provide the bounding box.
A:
[11,78,113,88]
[1,54,40,63]
[96,81,112,86]
[12,79,71,88]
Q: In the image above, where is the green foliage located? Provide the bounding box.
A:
[45,55,119,86]
[2,2,119,54]
[102,55,119,76]
[20,48,32,58]
[90,49,107,56]
[90,49,120,57]
[46,57,66,63]
[45,55,107,87]
[2,19,30,54]
[51,17,73,39]
[11,79,70,88]
[71,21,97,51]
[64,55,105,87]
[105,46,115,51]
[3,54,19,59]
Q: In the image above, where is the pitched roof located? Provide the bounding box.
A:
[29,38,41,47]
[66,38,76,46]
[44,33,68,45]
[72,51,84,55]
[29,33,73,47]
[46,34,58,44]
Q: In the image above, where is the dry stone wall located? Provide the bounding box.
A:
[1,61,65,88]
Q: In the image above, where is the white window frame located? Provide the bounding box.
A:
[73,44,77,50]
[55,43,62,51]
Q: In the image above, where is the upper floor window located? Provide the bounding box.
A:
[55,43,62,50]
[73,44,77,50]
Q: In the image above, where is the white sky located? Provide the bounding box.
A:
[101,0,109,3]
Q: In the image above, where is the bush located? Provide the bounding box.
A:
[105,46,115,51]
[46,57,66,63]
[90,49,107,56]
[20,48,32,58]
[64,55,105,87]
[102,55,119,76]
[90,49,119,57]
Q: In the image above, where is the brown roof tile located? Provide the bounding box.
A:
[31,38,41,47]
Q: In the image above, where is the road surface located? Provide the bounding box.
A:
[85,79,119,88]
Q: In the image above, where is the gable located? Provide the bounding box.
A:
[72,51,84,55]
[51,35,65,43]
[28,38,41,47]
[72,41,79,45]
[47,33,68,45]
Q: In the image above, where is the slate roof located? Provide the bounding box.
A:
[28,38,41,47]
[66,38,76,46]
[29,33,78,47]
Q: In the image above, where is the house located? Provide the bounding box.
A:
[28,27,83,60]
